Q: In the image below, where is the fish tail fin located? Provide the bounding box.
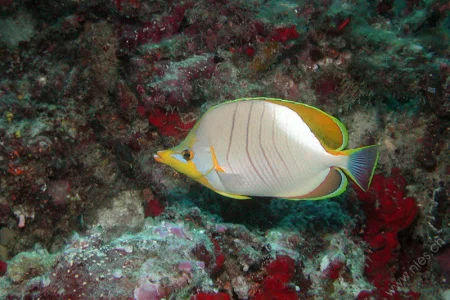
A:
[340,145,379,191]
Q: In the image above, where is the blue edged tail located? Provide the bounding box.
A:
[341,145,379,191]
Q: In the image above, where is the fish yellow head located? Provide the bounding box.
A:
[153,127,215,183]
[154,147,205,180]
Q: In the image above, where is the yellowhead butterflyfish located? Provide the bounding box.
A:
[154,98,379,200]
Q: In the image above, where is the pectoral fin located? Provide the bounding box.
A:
[210,146,225,173]
[208,145,250,199]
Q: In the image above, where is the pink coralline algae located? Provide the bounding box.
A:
[323,259,345,280]
[134,283,165,300]
[143,188,164,217]
[112,0,141,18]
[145,199,164,217]
[211,237,225,275]
[0,260,7,276]
[137,4,191,45]
[178,260,205,272]
[191,292,231,300]
[154,223,188,239]
[117,4,191,50]
[355,169,419,299]
[268,26,300,43]
[132,56,214,137]
[252,255,298,300]
[140,55,216,108]
[148,107,196,137]
[435,247,450,281]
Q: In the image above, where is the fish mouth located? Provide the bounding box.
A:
[154,151,163,163]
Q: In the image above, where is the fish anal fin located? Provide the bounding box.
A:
[263,98,348,150]
[287,168,347,200]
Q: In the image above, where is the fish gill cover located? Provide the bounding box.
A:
[0,0,449,299]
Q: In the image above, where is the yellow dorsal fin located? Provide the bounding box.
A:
[263,98,349,150]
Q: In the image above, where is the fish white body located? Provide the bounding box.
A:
[192,100,346,198]
[154,98,379,200]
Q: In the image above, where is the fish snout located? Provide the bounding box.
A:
[154,151,164,163]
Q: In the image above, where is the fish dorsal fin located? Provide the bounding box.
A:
[205,97,348,150]
[262,98,348,150]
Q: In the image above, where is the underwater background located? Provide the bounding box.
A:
[0,0,449,299]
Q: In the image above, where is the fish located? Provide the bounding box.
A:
[154,98,379,200]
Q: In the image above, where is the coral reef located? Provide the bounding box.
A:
[0,0,449,299]
[355,170,420,298]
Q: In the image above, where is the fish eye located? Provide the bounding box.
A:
[182,149,194,161]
